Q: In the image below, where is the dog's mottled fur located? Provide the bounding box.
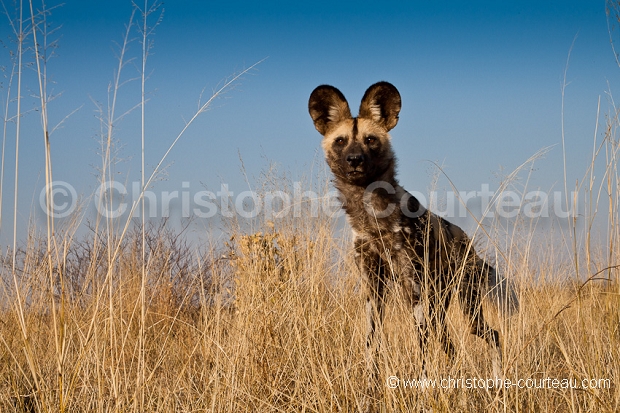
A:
[308,82,516,404]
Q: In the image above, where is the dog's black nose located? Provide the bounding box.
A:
[346,153,364,167]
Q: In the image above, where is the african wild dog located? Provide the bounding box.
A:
[308,82,517,400]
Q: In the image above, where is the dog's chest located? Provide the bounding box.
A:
[351,212,428,271]
[340,183,437,275]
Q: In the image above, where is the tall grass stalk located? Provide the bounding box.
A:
[136,1,163,409]
[28,0,64,411]
[3,1,47,411]
[561,36,581,279]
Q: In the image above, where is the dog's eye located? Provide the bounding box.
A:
[365,136,378,145]
[334,137,346,146]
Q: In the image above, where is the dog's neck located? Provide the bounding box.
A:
[334,166,402,228]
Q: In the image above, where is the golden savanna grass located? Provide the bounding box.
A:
[1,1,619,412]
[0,174,619,412]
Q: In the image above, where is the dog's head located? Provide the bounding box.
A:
[308,81,401,186]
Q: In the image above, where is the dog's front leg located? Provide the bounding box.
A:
[365,266,386,381]
[357,246,387,408]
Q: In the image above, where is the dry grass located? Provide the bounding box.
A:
[0,188,618,412]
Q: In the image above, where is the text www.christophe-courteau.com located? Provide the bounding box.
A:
[386,376,612,390]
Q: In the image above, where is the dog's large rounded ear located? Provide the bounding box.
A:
[358,81,401,131]
[308,85,352,135]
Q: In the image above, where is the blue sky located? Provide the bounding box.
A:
[0,0,618,243]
